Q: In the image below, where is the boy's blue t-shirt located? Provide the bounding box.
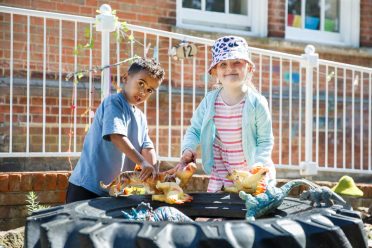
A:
[68,92,154,196]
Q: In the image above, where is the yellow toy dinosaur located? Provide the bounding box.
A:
[100,162,197,197]
[152,181,193,204]
[224,164,269,195]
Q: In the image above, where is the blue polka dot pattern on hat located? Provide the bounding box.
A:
[208,35,254,74]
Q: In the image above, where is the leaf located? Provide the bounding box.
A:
[114,31,119,42]
[83,38,94,49]
[73,48,79,56]
[128,34,134,42]
[112,10,117,15]
[121,22,129,32]
[81,38,94,49]
[26,191,49,216]
[77,72,84,80]
[73,44,83,55]
[84,26,91,39]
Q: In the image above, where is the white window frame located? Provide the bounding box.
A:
[285,0,360,47]
[176,0,268,37]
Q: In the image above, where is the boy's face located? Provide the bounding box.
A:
[123,70,161,105]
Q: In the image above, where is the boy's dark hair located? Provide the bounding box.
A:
[128,58,165,82]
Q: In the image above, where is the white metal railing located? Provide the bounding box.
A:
[0,5,371,175]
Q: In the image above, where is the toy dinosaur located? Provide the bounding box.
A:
[299,180,350,209]
[100,162,197,196]
[224,164,269,195]
[122,202,193,222]
[239,179,349,221]
[152,181,193,204]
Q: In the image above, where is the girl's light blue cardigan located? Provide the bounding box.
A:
[182,87,276,180]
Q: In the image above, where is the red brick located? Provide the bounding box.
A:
[0,192,26,206]
[0,206,11,218]
[33,173,46,191]
[8,174,21,192]
[57,191,67,204]
[137,15,158,23]
[56,173,69,190]
[0,174,9,192]
[55,3,80,14]
[21,174,33,192]
[45,174,57,190]
[37,191,61,204]
[10,206,28,219]
[359,184,372,198]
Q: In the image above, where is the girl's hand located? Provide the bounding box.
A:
[180,149,196,167]
[139,160,156,181]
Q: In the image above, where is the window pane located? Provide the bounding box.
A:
[229,0,247,15]
[206,0,225,13]
[305,0,320,30]
[287,0,302,28]
[183,0,201,9]
[324,0,339,32]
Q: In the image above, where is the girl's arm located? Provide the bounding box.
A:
[110,134,155,180]
[254,96,275,164]
[181,97,207,154]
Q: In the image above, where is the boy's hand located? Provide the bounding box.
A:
[139,160,156,181]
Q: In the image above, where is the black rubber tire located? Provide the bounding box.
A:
[25,193,368,248]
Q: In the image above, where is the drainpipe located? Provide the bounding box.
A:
[300,45,319,178]
[96,4,116,101]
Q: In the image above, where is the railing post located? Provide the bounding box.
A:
[96,4,116,101]
[300,45,319,177]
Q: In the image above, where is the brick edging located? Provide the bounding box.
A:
[0,172,370,198]
[0,171,71,193]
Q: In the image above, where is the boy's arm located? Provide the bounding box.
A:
[110,134,155,180]
[141,148,157,169]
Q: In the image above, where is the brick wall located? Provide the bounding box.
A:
[268,0,285,37]
[1,71,370,171]
[0,171,371,231]
[0,0,371,216]
[360,0,372,47]
[0,0,176,31]
[0,171,69,231]
[3,0,370,48]
[1,0,371,79]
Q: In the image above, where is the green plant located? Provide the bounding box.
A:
[26,191,50,216]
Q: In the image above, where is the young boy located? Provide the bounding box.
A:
[66,58,165,203]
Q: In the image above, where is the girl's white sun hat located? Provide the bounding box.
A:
[208,36,255,75]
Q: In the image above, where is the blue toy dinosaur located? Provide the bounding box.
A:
[299,180,350,209]
[239,179,350,221]
[122,202,193,222]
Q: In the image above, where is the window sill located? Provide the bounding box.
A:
[175,23,257,37]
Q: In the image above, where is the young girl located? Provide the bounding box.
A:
[180,36,276,192]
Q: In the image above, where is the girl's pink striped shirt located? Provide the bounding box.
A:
[207,93,249,192]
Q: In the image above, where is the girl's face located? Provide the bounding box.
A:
[214,59,253,89]
[123,70,160,105]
